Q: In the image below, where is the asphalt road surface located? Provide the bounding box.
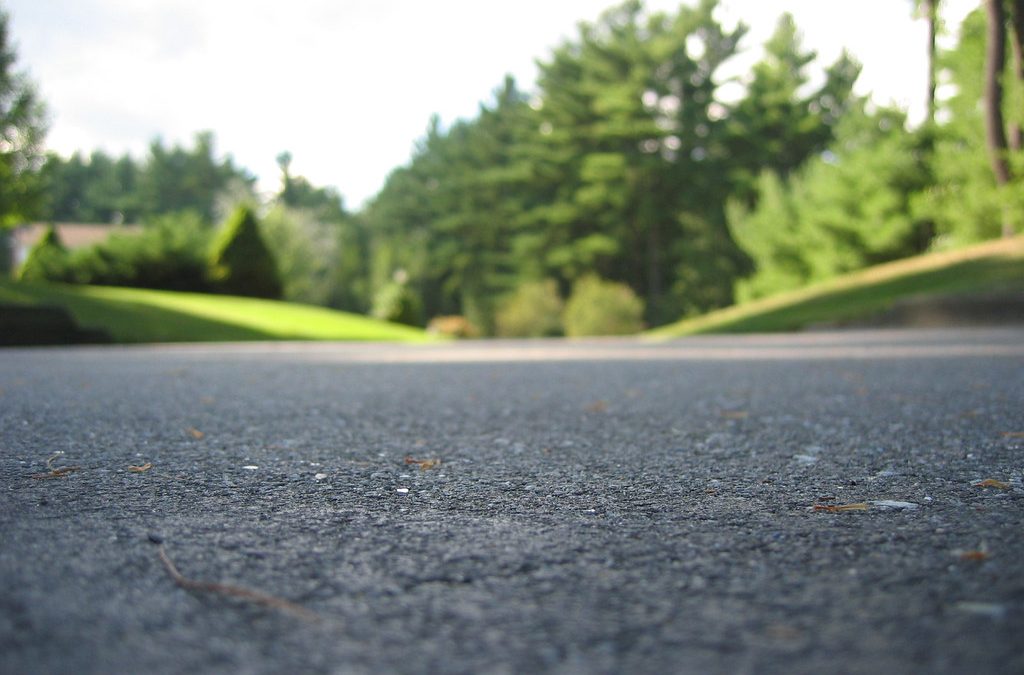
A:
[1,328,1022,674]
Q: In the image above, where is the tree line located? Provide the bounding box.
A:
[4,1,1023,334]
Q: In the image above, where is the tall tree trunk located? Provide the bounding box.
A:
[1008,0,1024,151]
[639,172,661,324]
[984,0,1014,237]
[925,0,938,126]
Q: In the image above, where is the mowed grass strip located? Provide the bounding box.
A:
[648,235,1024,338]
[0,280,433,343]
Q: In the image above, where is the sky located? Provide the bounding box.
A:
[6,0,980,210]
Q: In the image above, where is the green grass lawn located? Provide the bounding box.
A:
[5,236,1022,344]
[0,281,434,344]
[648,235,1024,339]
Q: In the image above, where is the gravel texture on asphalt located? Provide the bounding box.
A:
[1,328,1022,674]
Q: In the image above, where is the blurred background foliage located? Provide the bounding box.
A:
[3,1,1022,335]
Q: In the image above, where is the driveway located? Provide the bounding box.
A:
[1,328,1022,673]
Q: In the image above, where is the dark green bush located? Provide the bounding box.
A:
[495,279,564,337]
[66,213,213,291]
[208,206,282,298]
[563,275,645,337]
[17,225,69,282]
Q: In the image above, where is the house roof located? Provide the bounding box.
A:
[11,223,142,250]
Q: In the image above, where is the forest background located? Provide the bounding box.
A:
[3,0,1022,336]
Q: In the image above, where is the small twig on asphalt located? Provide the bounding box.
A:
[813,502,869,513]
[30,452,81,479]
[404,456,441,470]
[973,478,1010,490]
[153,539,320,623]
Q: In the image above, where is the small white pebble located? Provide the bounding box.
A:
[871,500,919,510]
[314,472,328,480]
[396,488,410,494]
[242,465,259,470]
[953,602,1006,619]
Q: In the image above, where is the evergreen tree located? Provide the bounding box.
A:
[17,224,66,281]
[330,211,371,312]
[363,0,872,325]
[208,205,282,298]
[729,104,932,299]
[525,0,750,322]
[41,151,141,224]
[365,77,534,332]
[363,117,449,320]
[41,152,89,222]
[274,151,347,221]
[726,170,807,301]
[41,132,252,225]
[267,154,368,310]
[0,6,47,231]
[429,77,534,333]
[725,13,861,205]
[137,131,255,224]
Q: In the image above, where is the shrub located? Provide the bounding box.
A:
[562,275,645,337]
[64,213,213,291]
[494,279,564,337]
[208,206,282,298]
[17,225,69,282]
[372,280,423,326]
[261,204,341,306]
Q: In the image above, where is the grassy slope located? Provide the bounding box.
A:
[0,281,433,343]
[648,235,1024,339]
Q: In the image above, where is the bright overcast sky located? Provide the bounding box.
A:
[7,0,979,210]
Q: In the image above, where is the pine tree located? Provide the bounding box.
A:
[17,224,67,281]
[525,0,750,322]
[725,13,860,205]
[208,206,282,298]
[0,7,47,231]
